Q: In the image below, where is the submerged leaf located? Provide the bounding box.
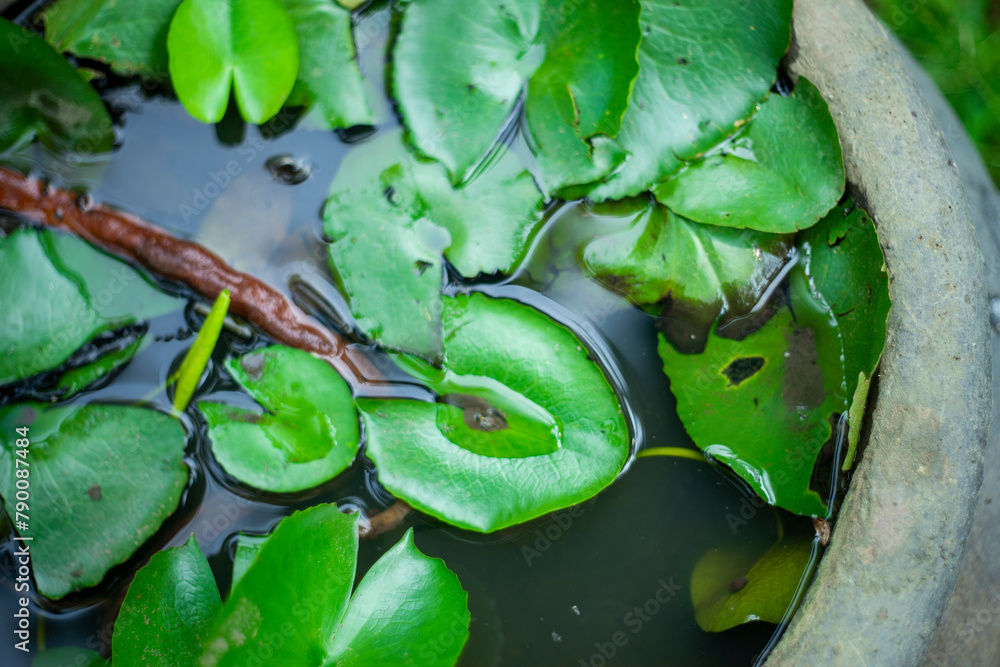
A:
[392,0,641,193]
[199,345,360,492]
[280,0,373,129]
[114,536,221,666]
[0,18,113,153]
[0,402,188,599]
[44,0,182,78]
[167,0,299,123]
[655,78,845,233]
[360,293,629,532]
[585,0,794,201]
[691,534,812,632]
[582,197,792,352]
[0,228,180,386]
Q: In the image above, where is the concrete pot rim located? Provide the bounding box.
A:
[768,1,992,664]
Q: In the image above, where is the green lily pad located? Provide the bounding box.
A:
[167,0,299,123]
[360,292,629,532]
[199,505,470,666]
[658,298,840,517]
[660,199,889,514]
[280,0,372,129]
[199,345,361,493]
[581,197,792,353]
[324,169,449,361]
[392,0,641,193]
[1,227,181,386]
[655,78,845,233]
[797,204,891,469]
[584,0,794,201]
[43,0,182,78]
[55,332,148,398]
[0,18,113,153]
[691,534,812,632]
[114,536,221,666]
[325,529,470,667]
[0,402,188,599]
[324,130,545,358]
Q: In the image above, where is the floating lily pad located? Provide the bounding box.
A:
[44,0,182,78]
[360,293,629,532]
[280,0,372,129]
[659,202,889,514]
[581,197,792,353]
[324,131,545,358]
[797,204,891,469]
[55,332,148,398]
[0,402,188,599]
[0,18,113,153]
[167,0,299,123]
[691,534,813,632]
[655,78,844,233]
[658,301,839,517]
[324,170,449,361]
[392,0,641,193]
[199,345,361,493]
[198,505,470,666]
[114,536,221,666]
[1,228,180,386]
[584,0,794,201]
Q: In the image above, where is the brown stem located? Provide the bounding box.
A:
[0,166,383,384]
[358,501,412,540]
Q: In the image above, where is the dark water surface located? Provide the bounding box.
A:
[0,2,823,665]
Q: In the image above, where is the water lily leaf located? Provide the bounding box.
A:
[0,228,181,386]
[167,0,299,123]
[199,345,360,493]
[0,402,188,599]
[324,529,470,667]
[328,128,546,278]
[797,204,890,469]
[691,535,812,632]
[201,507,470,666]
[114,536,221,666]
[655,78,844,233]
[43,0,182,78]
[360,293,629,532]
[55,332,148,398]
[581,197,792,353]
[230,533,268,593]
[584,0,793,201]
[280,0,372,129]
[324,170,449,361]
[392,0,641,193]
[658,298,839,517]
[0,18,113,153]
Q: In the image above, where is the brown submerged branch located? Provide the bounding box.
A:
[0,166,383,384]
[358,501,412,539]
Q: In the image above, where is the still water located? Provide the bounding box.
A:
[0,2,824,665]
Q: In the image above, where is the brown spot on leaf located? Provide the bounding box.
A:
[728,576,748,592]
[87,485,102,501]
[782,327,824,411]
[240,353,265,380]
[71,570,82,579]
[723,357,765,386]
